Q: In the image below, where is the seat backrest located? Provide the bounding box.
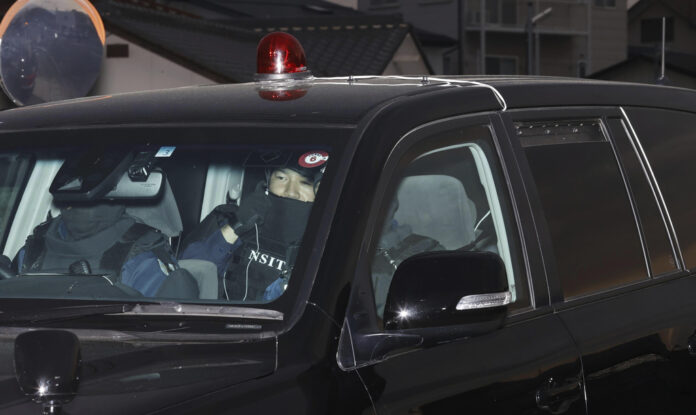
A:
[200,164,245,221]
[393,175,477,250]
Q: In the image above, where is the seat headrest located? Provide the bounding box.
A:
[393,175,477,250]
[126,178,183,238]
[200,164,245,221]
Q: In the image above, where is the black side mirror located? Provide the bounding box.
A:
[14,330,81,414]
[384,251,510,332]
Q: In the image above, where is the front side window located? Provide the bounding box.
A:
[0,135,340,310]
[370,124,526,319]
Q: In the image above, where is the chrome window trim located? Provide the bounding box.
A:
[619,107,685,271]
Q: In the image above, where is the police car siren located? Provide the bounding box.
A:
[0,0,105,106]
[255,32,313,101]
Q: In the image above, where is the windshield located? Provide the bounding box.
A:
[0,134,340,312]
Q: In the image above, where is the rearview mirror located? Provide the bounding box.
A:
[384,251,510,332]
[104,170,164,200]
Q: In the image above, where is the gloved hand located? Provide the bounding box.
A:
[223,190,271,237]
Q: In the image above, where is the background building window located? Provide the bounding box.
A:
[641,17,674,43]
[468,0,517,25]
[486,56,518,75]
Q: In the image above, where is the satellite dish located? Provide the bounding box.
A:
[0,0,105,106]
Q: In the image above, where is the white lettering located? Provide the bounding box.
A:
[248,249,288,271]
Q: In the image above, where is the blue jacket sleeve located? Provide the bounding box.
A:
[180,229,242,277]
[262,277,286,301]
[120,251,170,297]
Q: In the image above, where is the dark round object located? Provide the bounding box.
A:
[0,0,105,106]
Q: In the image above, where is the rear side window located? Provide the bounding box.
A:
[516,118,647,299]
[626,108,696,269]
[605,118,678,276]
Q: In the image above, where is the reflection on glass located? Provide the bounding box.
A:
[0,0,105,106]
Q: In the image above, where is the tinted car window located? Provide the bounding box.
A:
[625,108,696,269]
[517,119,647,299]
[0,154,32,246]
[371,124,527,319]
[0,141,336,306]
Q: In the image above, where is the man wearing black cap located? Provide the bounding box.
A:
[180,150,327,302]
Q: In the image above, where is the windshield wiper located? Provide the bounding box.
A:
[117,303,284,321]
[0,303,135,323]
[0,302,284,323]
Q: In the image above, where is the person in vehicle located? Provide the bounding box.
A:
[15,202,197,298]
[372,199,445,317]
[180,151,327,302]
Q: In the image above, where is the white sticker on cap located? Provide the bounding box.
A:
[155,146,176,158]
[299,151,329,168]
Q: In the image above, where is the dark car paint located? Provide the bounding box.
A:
[335,111,583,414]
[0,77,695,413]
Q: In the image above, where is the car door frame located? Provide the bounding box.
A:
[500,105,696,414]
[336,111,587,415]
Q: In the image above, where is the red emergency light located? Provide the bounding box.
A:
[255,32,311,80]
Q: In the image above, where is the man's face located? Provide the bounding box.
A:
[268,168,316,202]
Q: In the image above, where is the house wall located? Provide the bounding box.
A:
[357,0,625,77]
[463,31,576,76]
[590,1,628,74]
[92,33,215,95]
[628,2,696,54]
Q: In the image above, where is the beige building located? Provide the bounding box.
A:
[345,0,628,76]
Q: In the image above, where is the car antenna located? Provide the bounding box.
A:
[656,16,669,85]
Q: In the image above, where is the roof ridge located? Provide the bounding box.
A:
[96,0,259,38]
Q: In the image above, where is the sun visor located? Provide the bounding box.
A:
[50,148,164,202]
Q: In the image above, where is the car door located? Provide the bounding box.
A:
[505,106,696,414]
[337,114,586,415]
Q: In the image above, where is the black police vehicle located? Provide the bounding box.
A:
[2,8,696,415]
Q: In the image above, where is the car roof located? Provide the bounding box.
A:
[0,76,694,131]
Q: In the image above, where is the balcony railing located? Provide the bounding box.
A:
[465,0,589,34]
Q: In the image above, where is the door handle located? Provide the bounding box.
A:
[536,376,583,414]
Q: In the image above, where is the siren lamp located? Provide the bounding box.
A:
[255,32,311,80]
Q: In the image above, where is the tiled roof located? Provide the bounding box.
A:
[590,45,696,79]
[94,0,410,82]
[630,45,696,76]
